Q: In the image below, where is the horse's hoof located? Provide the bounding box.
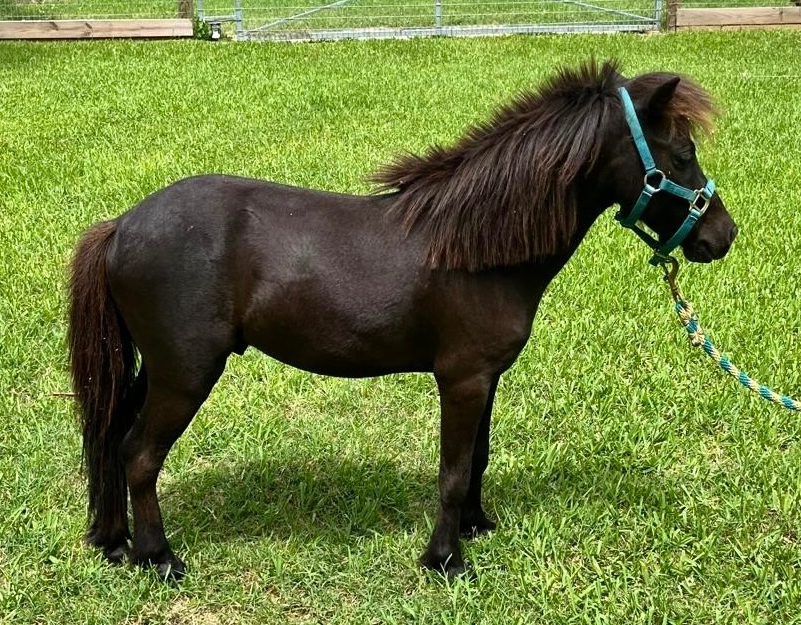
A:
[84,530,131,564]
[420,559,476,582]
[419,552,476,582]
[459,510,497,538]
[154,558,186,583]
[103,542,130,564]
[445,563,476,582]
[133,551,187,583]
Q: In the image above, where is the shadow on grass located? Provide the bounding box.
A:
[161,455,435,546]
[161,452,681,546]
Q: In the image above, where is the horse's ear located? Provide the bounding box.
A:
[646,76,681,118]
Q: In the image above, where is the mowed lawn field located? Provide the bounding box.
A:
[2,31,801,624]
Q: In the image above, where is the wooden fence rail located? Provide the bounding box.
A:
[675,6,801,30]
[0,19,193,39]
[0,0,194,39]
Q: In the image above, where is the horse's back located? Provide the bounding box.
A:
[105,175,436,377]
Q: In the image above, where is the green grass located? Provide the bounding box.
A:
[2,30,801,624]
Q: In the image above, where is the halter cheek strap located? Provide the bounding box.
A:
[616,86,715,266]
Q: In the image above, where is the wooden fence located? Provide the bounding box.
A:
[671,4,801,30]
[3,1,800,38]
[0,0,194,39]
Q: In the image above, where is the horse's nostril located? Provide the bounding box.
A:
[729,224,739,242]
[698,239,714,256]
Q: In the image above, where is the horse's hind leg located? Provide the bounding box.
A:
[121,354,226,581]
[85,369,148,562]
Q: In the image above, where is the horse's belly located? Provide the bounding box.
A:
[242,305,434,378]
[246,330,433,378]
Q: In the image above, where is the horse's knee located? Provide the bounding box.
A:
[438,468,471,508]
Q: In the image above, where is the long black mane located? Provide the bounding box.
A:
[371,59,715,271]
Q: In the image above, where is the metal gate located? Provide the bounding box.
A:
[197,0,662,41]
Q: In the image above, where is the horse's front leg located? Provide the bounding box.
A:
[460,374,499,537]
[420,371,495,578]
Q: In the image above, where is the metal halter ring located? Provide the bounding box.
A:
[643,170,665,194]
[691,189,711,214]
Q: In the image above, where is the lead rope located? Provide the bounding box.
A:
[660,259,801,411]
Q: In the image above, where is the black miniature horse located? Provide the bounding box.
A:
[68,60,737,581]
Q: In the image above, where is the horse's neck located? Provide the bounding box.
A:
[514,199,610,289]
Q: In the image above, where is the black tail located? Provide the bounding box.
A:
[67,220,143,545]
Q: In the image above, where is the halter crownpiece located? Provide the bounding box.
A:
[615,86,716,266]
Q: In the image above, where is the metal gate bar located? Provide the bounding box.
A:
[253,0,359,31]
[246,22,656,41]
[558,0,654,22]
[197,0,661,42]
[196,0,245,38]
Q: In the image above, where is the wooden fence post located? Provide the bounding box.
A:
[667,0,679,32]
[178,0,193,19]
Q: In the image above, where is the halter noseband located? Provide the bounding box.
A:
[616,86,715,266]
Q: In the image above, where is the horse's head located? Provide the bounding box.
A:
[605,74,737,264]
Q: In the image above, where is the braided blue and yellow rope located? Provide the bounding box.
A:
[671,290,801,411]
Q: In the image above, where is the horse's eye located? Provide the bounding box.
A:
[673,150,694,168]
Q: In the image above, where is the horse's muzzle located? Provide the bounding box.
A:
[683,222,738,263]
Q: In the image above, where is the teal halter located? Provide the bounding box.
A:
[616,86,715,266]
